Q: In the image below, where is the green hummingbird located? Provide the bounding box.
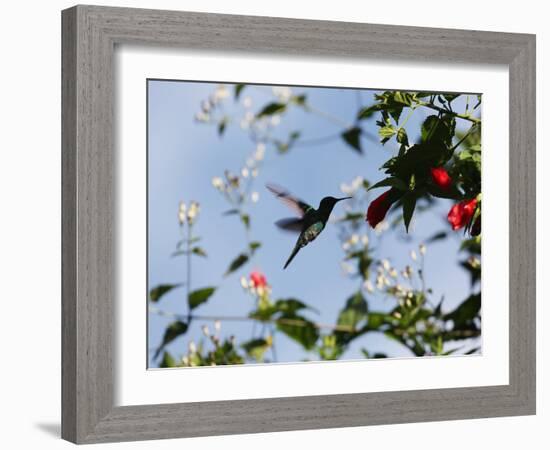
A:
[267,184,351,269]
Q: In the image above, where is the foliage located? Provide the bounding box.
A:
[149,84,482,367]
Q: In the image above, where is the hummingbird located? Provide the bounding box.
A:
[267,184,351,269]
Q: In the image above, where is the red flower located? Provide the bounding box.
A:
[249,271,267,288]
[430,167,452,190]
[447,198,477,231]
[366,190,392,228]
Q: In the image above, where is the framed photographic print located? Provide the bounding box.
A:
[62,5,536,444]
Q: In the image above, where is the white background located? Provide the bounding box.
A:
[116,48,509,405]
[0,1,546,449]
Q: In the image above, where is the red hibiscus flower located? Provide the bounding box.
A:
[366,190,392,228]
[430,167,452,190]
[447,198,477,231]
[249,271,267,289]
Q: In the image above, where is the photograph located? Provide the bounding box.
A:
[147,80,482,368]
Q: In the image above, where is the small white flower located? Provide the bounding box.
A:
[270,115,281,126]
[340,183,353,195]
[251,192,259,203]
[364,280,374,293]
[195,111,210,122]
[187,201,200,224]
[419,243,426,255]
[214,85,229,101]
[211,176,224,190]
[241,167,250,178]
[272,86,292,101]
[382,259,391,271]
[178,202,186,225]
[201,325,210,337]
[188,341,197,354]
[243,96,252,109]
[350,234,359,245]
[214,320,221,333]
[389,268,398,278]
[410,250,418,261]
[240,276,249,290]
[255,143,266,161]
[352,176,364,190]
[361,235,369,246]
[201,100,211,112]
[251,168,259,178]
[341,262,354,274]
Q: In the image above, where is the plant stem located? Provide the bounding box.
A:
[417,101,481,124]
[186,224,192,323]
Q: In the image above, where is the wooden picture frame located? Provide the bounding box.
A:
[62,5,536,444]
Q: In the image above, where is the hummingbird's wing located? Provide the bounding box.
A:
[275,217,304,233]
[266,183,313,217]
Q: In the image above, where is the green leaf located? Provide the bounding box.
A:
[225,253,249,276]
[240,214,250,229]
[378,125,397,139]
[256,102,286,118]
[443,93,459,103]
[290,94,307,106]
[397,127,409,146]
[444,293,481,326]
[337,291,368,331]
[341,127,363,154]
[337,212,365,222]
[427,231,448,243]
[242,338,271,362]
[154,321,188,359]
[188,287,216,310]
[402,193,417,233]
[274,298,316,315]
[191,247,207,257]
[357,104,380,120]
[368,177,407,191]
[393,91,415,106]
[159,351,177,368]
[218,117,228,136]
[276,315,319,350]
[234,84,246,100]
[149,283,182,303]
[366,312,387,329]
[249,241,261,253]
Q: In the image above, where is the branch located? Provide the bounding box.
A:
[417,101,481,124]
[149,305,359,333]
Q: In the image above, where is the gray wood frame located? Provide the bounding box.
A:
[62,5,536,444]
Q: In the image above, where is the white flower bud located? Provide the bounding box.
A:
[419,243,427,255]
[255,143,266,161]
[211,176,224,190]
[364,280,374,293]
[251,192,259,203]
[178,202,186,225]
[243,96,252,108]
[410,250,417,261]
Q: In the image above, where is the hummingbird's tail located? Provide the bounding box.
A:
[284,244,301,269]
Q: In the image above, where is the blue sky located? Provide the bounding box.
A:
[147,80,476,367]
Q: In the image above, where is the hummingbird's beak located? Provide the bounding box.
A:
[336,197,352,202]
